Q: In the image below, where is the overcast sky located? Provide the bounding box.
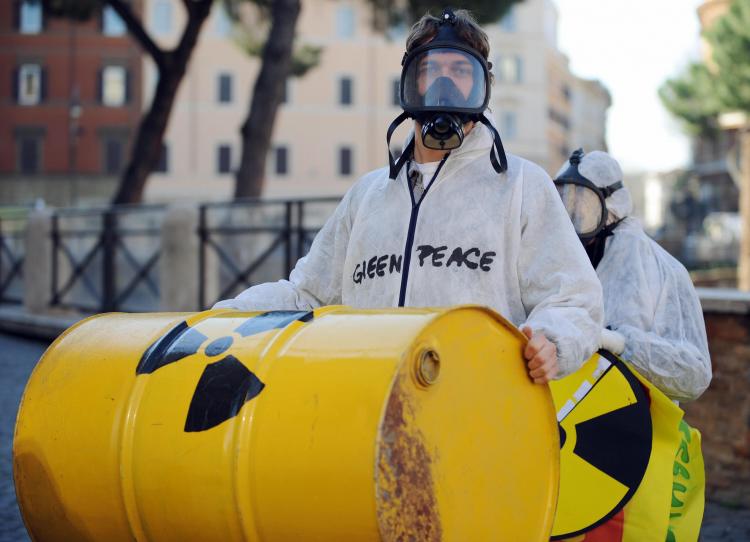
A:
[553,0,705,173]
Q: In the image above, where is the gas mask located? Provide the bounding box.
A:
[554,149,624,267]
[386,8,507,179]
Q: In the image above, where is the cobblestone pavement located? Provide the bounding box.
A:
[701,501,750,541]
[1,333,46,542]
[0,332,748,541]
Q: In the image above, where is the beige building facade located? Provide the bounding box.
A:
[142,0,610,202]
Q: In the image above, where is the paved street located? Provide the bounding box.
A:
[1,333,46,542]
[0,331,748,541]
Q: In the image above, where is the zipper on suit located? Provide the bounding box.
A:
[398,153,450,306]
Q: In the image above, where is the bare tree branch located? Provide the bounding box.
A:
[175,0,213,59]
[106,0,165,67]
[111,0,214,203]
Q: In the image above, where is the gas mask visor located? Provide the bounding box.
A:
[401,47,489,114]
[554,149,623,240]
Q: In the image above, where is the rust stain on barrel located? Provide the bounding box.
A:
[376,377,442,541]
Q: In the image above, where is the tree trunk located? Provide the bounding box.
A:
[739,127,750,291]
[111,1,212,205]
[234,0,301,200]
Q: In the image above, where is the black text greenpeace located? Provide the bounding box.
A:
[352,245,496,285]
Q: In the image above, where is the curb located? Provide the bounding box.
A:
[697,288,750,315]
[0,306,85,342]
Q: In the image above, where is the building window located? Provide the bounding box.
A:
[391,78,400,107]
[217,73,233,103]
[217,145,232,174]
[496,55,522,84]
[151,0,172,35]
[17,64,42,106]
[18,0,43,34]
[548,108,570,131]
[339,147,353,176]
[499,7,517,32]
[562,84,572,103]
[339,77,353,105]
[274,146,289,175]
[104,138,124,174]
[214,4,232,37]
[102,6,126,36]
[100,66,128,107]
[155,143,169,173]
[335,6,355,39]
[281,79,290,104]
[16,135,42,174]
[501,112,517,140]
[514,57,524,83]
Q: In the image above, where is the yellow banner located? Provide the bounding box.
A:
[550,352,705,542]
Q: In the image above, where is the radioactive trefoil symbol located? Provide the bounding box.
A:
[551,352,653,540]
[136,311,313,432]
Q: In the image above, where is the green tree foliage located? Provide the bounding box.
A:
[659,62,721,136]
[660,0,750,135]
[704,0,750,113]
[233,26,322,78]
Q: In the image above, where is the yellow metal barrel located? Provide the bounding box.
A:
[14,306,559,541]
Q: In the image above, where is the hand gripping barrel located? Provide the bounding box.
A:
[14,306,559,541]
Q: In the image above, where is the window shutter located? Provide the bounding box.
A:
[40,67,47,102]
[41,2,47,31]
[12,1,20,31]
[97,68,103,104]
[339,147,352,176]
[12,67,19,103]
[125,68,131,104]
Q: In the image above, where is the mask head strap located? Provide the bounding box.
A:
[585,217,625,269]
[600,181,623,199]
[554,148,589,185]
[478,115,508,174]
[387,111,412,179]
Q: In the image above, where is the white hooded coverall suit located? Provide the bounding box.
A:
[216,123,604,377]
[556,151,712,400]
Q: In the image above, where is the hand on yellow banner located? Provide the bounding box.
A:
[521,326,558,384]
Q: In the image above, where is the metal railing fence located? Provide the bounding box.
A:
[198,197,340,309]
[0,212,28,304]
[50,205,164,313]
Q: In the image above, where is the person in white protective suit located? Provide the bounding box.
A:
[216,9,604,384]
[554,149,712,401]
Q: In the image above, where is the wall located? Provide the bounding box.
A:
[686,288,750,506]
[0,175,118,208]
